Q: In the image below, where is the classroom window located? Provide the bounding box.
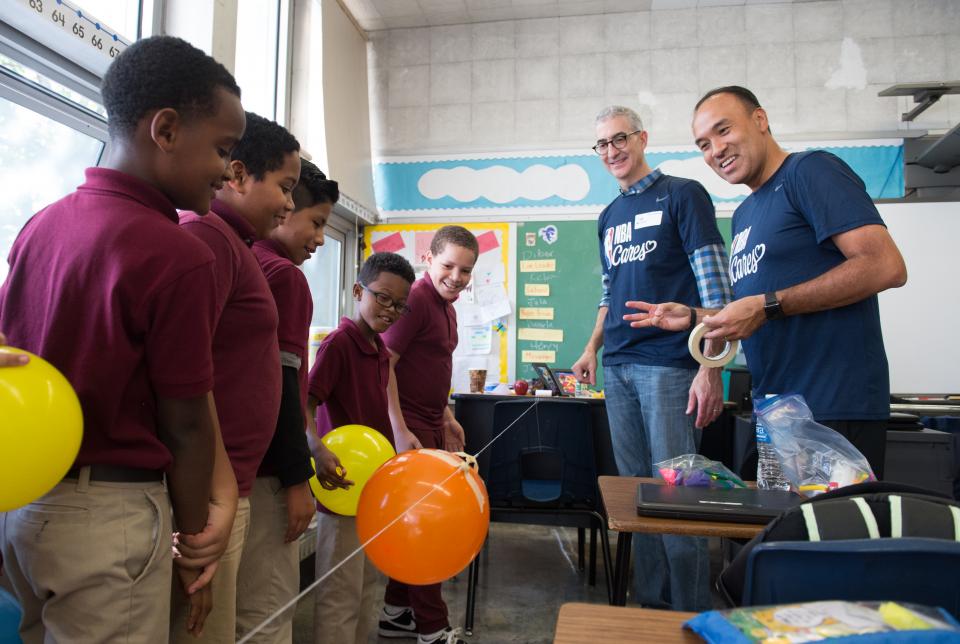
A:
[234,0,281,120]
[74,0,142,43]
[0,54,107,284]
[302,228,344,329]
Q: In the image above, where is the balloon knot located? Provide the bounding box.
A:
[454,452,478,472]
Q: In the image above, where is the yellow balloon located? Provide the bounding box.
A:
[310,424,395,516]
[0,348,83,511]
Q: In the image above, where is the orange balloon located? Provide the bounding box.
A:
[356,449,489,585]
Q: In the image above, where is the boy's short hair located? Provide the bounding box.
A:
[101,36,240,139]
[359,253,415,286]
[429,225,479,260]
[293,159,340,211]
[231,112,300,180]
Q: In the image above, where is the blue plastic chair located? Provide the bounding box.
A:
[0,587,22,643]
[742,537,960,618]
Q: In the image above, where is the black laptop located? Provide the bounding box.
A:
[636,483,802,524]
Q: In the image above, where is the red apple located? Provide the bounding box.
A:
[513,380,529,396]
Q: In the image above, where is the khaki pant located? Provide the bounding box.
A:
[170,496,251,643]
[236,477,300,644]
[0,471,171,643]
[313,513,380,644]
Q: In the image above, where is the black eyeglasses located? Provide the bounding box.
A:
[592,130,642,155]
[359,283,411,315]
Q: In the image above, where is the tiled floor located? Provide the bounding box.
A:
[291,522,613,643]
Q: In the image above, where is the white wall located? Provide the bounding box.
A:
[879,201,960,393]
[367,0,960,155]
[321,0,376,210]
[288,0,377,212]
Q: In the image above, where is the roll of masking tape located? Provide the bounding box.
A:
[687,322,739,368]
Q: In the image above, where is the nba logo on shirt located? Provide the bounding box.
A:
[603,226,616,268]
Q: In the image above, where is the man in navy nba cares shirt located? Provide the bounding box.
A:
[626,86,907,479]
[572,105,731,612]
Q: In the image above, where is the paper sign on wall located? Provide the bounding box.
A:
[519,259,556,272]
[465,325,492,354]
[522,350,556,363]
[524,283,550,297]
[519,307,554,320]
[518,328,563,342]
[475,230,500,254]
[372,232,405,253]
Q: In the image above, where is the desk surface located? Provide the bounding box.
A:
[451,392,606,405]
[599,476,766,539]
[554,603,699,643]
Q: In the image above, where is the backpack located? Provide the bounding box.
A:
[718,481,960,606]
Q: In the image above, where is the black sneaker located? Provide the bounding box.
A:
[417,627,467,644]
[378,606,417,639]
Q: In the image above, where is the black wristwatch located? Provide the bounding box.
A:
[763,291,784,320]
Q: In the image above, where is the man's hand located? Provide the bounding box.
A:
[623,301,692,331]
[176,566,214,637]
[175,499,235,570]
[702,295,766,342]
[572,350,598,385]
[312,443,353,491]
[284,482,315,543]
[443,416,465,452]
[687,367,724,429]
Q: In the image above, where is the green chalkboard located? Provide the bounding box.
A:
[515,221,604,387]
[514,216,732,390]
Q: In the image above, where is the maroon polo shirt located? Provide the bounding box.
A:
[0,168,217,469]
[381,275,458,433]
[307,317,393,444]
[180,199,281,496]
[252,239,312,407]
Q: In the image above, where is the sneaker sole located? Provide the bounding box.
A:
[378,627,418,639]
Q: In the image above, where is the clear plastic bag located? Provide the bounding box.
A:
[756,394,875,497]
[655,454,747,489]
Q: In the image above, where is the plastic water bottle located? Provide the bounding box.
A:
[755,395,790,491]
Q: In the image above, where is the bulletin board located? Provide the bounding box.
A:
[515,221,604,386]
[364,223,512,392]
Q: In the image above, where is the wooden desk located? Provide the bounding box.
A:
[554,603,699,643]
[599,476,766,606]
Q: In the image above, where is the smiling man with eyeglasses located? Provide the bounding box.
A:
[572,105,732,613]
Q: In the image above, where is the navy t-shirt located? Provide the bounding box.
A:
[600,172,723,368]
[729,151,889,421]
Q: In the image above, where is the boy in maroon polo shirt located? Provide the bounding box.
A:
[172,112,300,643]
[307,252,416,644]
[0,37,244,642]
[238,160,340,642]
[380,226,479,644]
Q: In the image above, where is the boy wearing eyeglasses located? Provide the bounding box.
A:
[306,251,416,644]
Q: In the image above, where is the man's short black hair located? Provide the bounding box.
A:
[293,159,340,211]
[359,252,415,286]
[101,36,240,138]
[695,86,762,113]
[230,112,300,180]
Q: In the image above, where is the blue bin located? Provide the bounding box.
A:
[0,587,21,643]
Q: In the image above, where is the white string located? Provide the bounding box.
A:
[237,399,541,642]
